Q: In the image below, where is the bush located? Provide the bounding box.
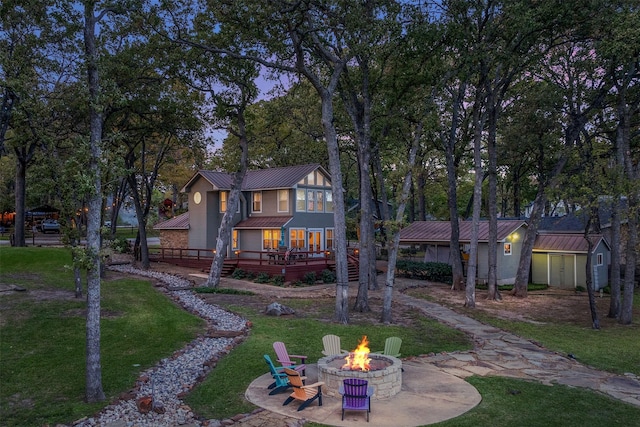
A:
[254,272,271,284]
[231,268,246,279]
[395,260,452,282]
[303,271,317,285]
[270,275,284,286]
[108,235,131,254]
[321,269,336,283]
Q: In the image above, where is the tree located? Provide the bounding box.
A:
[82,0,106,403]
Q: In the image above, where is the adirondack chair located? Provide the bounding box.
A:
[373,336,402,358]
[263,354,291,395]
[339,378,374,421]
[321,334,347,356]
[273,341,307,375]
[282,368,324,411]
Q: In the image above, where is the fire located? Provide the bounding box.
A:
[343,335,371,371]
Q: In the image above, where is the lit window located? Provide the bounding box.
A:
[232,229,238,250]
[290,229,305,248]
[263,229,281,250]
[325,228,334,249]
[316,190,324,212]
[278,189,289,212]
[220,191,228,212]
[252,192,262,213]
[504,243,512,256]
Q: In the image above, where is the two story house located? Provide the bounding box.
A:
[156,164,336,259]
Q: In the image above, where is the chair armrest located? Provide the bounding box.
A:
[277,358,297,365]
[289,354,308,361]
[302,381,325,390]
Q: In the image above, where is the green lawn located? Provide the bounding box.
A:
[0,247,205,426]
[1,247,639,427]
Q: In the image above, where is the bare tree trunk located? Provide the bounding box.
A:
[207,103,250,288]
[486,100,501,301]
[584,215,600,329]
[381,123,420,324]
[83,2,105,403]
[607,199,622,318]
[13,158,27,247]
[620,199,637,325]
[442,83,467,291]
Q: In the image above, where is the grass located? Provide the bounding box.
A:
[0,247,206,427]
[2,247,640,427]
[184,302,471,418]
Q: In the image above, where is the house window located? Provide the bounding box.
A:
[252,191,262,213]
[307,172,315,185]
[232,229,238,250]
[278,189,289,212]
[290,228,305,249]
[296,189,306,211]
[504,242,512,256]
[307,189,315,211]
[325,228,334,249]
[220,191,228,212]
[597,253,603,266]
[316,190,324,211]
[263,229,281,250]
[325,190,333,212]
[220,191,239,213]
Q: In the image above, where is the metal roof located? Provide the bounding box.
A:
[180,164,328,192]
[533,233,608,253]
[399,220,527,243]
[233,216,293,229]
[153,212,189,230]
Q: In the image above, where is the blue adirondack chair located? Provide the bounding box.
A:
[264,354,291,395]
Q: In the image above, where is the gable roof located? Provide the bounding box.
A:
[533,233,610,253]
[180,164,328,192]
[399,220,527,244]
[153,212,189,230]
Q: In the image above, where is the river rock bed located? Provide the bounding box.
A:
[74,265,249,427]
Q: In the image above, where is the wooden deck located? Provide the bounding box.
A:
[149,248,359,282]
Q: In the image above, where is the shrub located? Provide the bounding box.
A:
[108,236,131,253]
[231,268,246,279]
[254,272,271,284]
[321,269,336,283]
[270,275,284,286]
[303,271,317,285]
[395,260,452,282]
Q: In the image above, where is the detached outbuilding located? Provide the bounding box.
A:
[532,232,610,290]
[399,220,528,285]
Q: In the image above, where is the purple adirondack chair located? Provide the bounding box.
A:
[273,341,307,376]
[339,378,374,421]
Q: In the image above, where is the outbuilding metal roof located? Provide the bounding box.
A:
[533,233,608,253]
[399,220,527,243]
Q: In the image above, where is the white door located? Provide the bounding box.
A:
[307,229,324,256]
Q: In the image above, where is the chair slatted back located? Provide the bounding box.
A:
[342,378,369,409]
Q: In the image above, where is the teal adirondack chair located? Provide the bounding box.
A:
[264,354,291,395]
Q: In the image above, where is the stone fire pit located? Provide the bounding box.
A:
[316,353,402,399]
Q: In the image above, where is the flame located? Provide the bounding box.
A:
[343,335,371,371]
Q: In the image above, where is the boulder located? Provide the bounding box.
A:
[265,302,295,316]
